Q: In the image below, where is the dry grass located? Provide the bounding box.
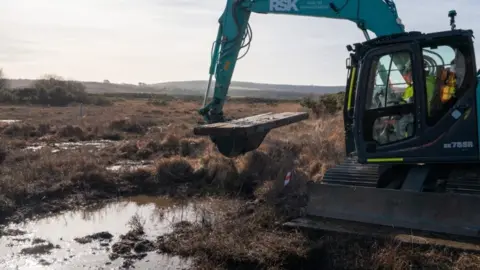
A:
[157,202,310,269]
[0,148,114,222]
[0,97,478,269]
[156,156,312,269]
[0,98,308,221]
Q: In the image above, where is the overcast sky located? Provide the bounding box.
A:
[1,0,479,86]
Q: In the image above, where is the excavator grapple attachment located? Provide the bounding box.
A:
[194,112,308,157]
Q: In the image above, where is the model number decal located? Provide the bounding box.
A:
[443,141,474,148]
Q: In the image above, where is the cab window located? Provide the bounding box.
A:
[366,51,413,110]
[421,40,471,125]
[365,51,415,145]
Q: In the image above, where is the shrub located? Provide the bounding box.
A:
[300,92,344,117]
[0,75,112,106]
[0,69,8,90]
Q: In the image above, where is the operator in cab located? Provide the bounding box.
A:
[396,66,416,138]
[397,60,437,138]
[401,58,459,116]
[400,63,436,109]
[439,59,458,103]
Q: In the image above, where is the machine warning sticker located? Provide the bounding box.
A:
[299,1,329,10]
[443,141,474,149]
[270,0,299,11]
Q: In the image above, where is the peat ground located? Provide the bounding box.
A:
[0,97,479,269]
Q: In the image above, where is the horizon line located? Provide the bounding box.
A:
[7,77,345,88]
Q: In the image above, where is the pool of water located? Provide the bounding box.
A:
[0,195,213,269]
[106,160,154,172]
[24,140,117,153]
[0,120,21,123]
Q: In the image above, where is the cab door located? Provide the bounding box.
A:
[353,42,425,163]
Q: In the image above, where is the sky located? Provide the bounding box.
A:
[1,0,480,86]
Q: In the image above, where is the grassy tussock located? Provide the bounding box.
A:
[155,141,313,269]
[157,201,310,269]
[0,148,116,222]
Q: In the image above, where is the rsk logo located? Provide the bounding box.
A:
[270,0,299,12]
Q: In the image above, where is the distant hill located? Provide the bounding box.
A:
[151,80,343,94]
[7,79,344,99]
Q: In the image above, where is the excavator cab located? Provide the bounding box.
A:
[290,28,480,239]
[350,29,478,164]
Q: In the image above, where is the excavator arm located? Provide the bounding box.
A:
[194,0,407,157]
[198,0,405,123]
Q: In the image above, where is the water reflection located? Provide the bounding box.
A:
[24,140,117,153]
[0,195,205,269]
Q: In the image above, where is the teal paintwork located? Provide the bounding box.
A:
[198,0,405,123]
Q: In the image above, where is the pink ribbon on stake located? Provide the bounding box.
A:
[284,171,292,186]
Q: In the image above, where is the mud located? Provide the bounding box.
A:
[74,231,113,244]
[0,195,206,269]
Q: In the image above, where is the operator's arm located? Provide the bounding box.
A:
[199,0,405,123]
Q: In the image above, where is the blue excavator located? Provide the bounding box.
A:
[194,0,480,240]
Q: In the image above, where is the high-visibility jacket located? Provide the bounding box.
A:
[403,85,413,101]
[402,75,436,114]
[397,76,436,138]
[439,69,456,103]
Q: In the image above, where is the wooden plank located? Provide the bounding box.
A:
[193,111,309,136]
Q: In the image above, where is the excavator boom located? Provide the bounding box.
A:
[194,0,406,157]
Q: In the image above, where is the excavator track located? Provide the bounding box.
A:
[321,157,382,188]
[322,157,480,195]
[445,168,480,195]
[285,157,480,251]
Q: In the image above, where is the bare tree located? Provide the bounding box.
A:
[41,73,64,81]
[0,68,8,90]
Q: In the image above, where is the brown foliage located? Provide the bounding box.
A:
[0,97,477,270]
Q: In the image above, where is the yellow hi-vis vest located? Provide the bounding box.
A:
[403,85,413,101]
[439,69,456,103]
[402,75,436,114]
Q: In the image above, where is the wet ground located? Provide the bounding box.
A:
[106,160,154,172]
[0,120,20,124]
[21,138,156,173]
[0,195,212,269]
[24,140,117,153]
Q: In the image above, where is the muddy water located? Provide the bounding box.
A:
[25,140,117,153]
[106,160,154,172]
[0,196,210,269]
[0,120,20,123]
